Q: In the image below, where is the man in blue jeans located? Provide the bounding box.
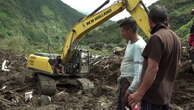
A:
[127,6,181,110]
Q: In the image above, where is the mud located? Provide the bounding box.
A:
[0,50,193,110]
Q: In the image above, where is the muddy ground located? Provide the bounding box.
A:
[0,50,193,110]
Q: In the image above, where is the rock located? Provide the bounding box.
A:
[25,91,33,102]
[54,91,69,102]
[98,96,113,109]
[39,95,51,106]
[0,77,7,86]
[170,104,184,110]
[185,87,194,92]
[37,104,62,110]
[77,78,94,91]
[113,47,125,56]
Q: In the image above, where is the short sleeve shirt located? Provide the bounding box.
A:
[141,28,181,105]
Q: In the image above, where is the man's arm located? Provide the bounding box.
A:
[136,58,159,96]
[128,36,162,108]
[128,46,144,92]
[127,68,141,92]
[128,58,159,108]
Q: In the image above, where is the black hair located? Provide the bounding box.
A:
[119,18,138,33]
[149,5,168,25]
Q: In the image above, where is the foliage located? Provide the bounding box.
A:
[0,0,194,53]
[0,0,84,53]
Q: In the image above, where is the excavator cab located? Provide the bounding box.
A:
[51,49,90,76]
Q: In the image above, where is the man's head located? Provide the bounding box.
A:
[192,9,194,15]
[148,5,168,28]
[119,18,138,41]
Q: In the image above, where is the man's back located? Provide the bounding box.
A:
[142,27,181,104]
[153,28,181,81]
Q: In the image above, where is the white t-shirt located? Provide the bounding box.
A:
[120,36,146,92]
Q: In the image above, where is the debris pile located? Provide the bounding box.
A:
[0,50,193,110]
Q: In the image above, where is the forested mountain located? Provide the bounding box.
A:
[0,0,84,52]
[0,0,193,53]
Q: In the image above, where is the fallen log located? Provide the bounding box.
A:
[177,60,192,74]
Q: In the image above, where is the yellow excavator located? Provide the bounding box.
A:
[27,0,151,96]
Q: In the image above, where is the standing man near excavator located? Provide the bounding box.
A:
[188,9,194,70]
[188,23,194,70]
[117,18,146,110]
[127,6,181,110]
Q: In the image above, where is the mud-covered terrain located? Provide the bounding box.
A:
[0,50,193,110]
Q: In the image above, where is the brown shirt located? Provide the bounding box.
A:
[141,27,181,105]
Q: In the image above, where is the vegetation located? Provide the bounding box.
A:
[0,0,84,53]
[86,0,194,45]
[152,0,194,42]
[0,0,194,54]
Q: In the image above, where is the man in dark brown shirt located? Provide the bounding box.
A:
[128,6,181,110]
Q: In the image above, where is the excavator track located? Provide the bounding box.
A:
[77,78,94,91]
[37,74,56,96]
[57,78,94,92]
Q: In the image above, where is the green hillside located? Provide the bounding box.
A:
[0,0,194,53]
[81,21,121,44]
[152,0,194,41]
[83,0,194,46]
[153,0,194,30]
[0,0,84,52]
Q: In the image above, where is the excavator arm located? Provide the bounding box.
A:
[62,0,151,63]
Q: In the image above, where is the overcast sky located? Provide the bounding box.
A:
[61,0,159,21]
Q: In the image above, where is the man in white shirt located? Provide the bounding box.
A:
[117,18,146,110]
